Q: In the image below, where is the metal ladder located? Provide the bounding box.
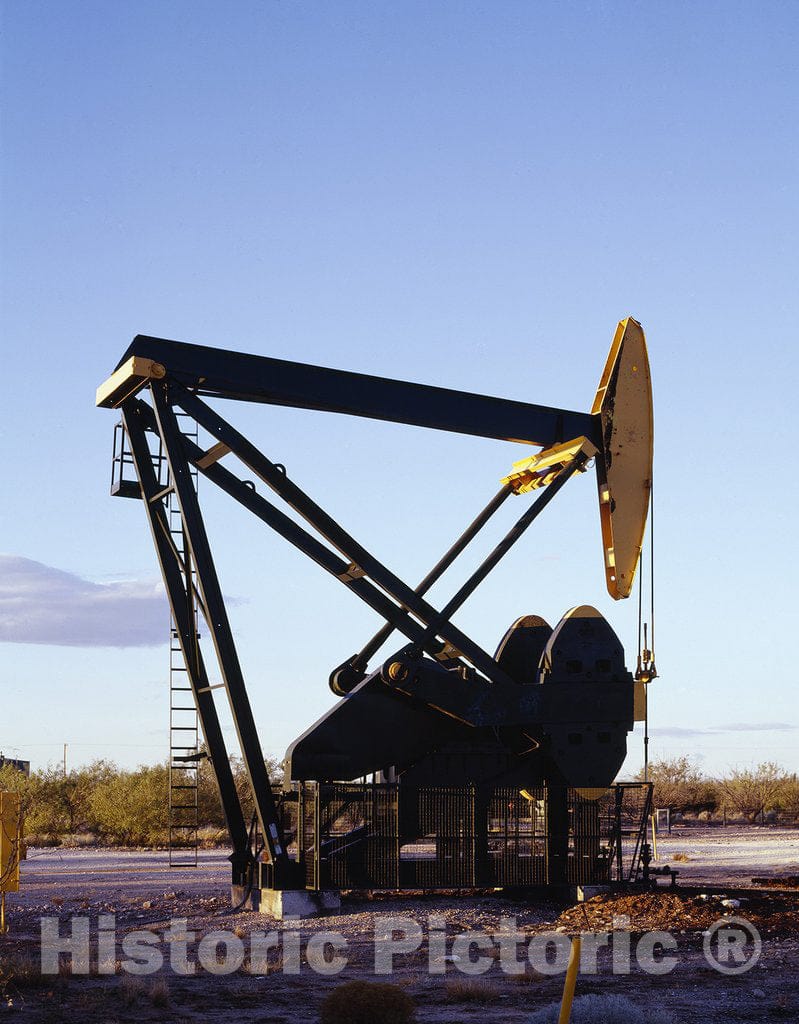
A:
[165,413,201,867]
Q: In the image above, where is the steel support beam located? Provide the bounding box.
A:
[149,385,290,871]
[121,399,251,881]
[170,415,491,676]
[104,335,599,449]
[170,383,516,688]
[419,450,590,646]
[332,484,514,693]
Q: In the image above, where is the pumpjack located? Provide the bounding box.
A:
[98,317,654,913]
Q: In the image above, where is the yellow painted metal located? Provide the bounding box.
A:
[651,814,658,861]
[575,787,610,801]
[592,318,653,600]
[633,678,647,722]
[0,792,22,896]
[557,935,581,1024]
[196,441,232,470]
[95,355,166,409]
[501,436,598,494]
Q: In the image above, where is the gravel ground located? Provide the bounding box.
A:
[653,826,799,885]
[2,829,798,1022]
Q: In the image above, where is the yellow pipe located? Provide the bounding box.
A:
[651,814,658,861]
[558,935,581,1024]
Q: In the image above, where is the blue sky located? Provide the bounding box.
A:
[1,1,797,778]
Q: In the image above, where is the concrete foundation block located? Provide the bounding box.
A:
[231,886,341,918]
[573,884,612,902]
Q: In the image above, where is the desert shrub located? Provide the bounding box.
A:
[529,993,671,1023]
[0,951,49,993]
[196,755,226,828]
[717,763,790,823]
[117,976,147,1006]
[228,753,284,825]
[149,978,170,1007]
[197,824,228,847]
[59,832,99,848]
[773,775,799,821]
[24,833,61,847]
[1,751,288,848]
[444,978,501,1003]
[89,764,169,844]
[320,980,415,1024]
[0,760,115,842]
[640,758,718,814]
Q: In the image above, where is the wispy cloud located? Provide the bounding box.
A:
[720,722,797,733]
[656,723,797,738]
[653,726,708,738]
[0,555,168,648]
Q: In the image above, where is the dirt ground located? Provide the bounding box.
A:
[2,827,798,1022]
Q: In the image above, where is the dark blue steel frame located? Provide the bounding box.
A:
[105,338,600,890]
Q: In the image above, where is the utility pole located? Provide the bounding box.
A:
[63,743,67,776]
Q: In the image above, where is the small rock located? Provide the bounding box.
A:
[142,900,153,910]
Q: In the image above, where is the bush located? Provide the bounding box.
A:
[773,775,799,821]
[718,763,791,823]
[0,951,50,994]
[1,752,283,847]
[529,993,671,1023]
[0,760,114,840]
[445,978,501,1003]
[89,764,169,845]
[320,980,415,1024]
[640,757,718,815]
